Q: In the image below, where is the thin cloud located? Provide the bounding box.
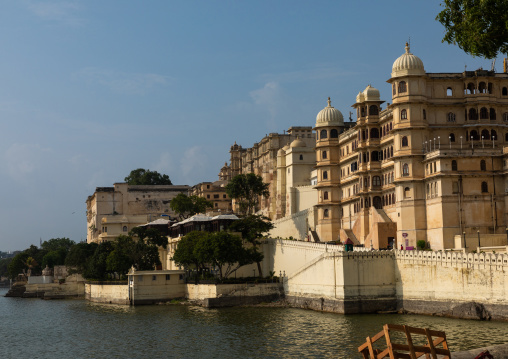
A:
[249,81,287,125]
[74,67,172,95]
[180,146,206,182]
[260,65,358,83]
[26,1,84,26]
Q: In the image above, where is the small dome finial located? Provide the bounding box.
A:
[405,42,410,54]
[327,97,331,107]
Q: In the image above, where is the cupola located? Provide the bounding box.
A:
[315,97,344,128]
[391,42,425,78]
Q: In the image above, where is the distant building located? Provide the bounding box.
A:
[86,183,189,243]
[190,180,232,213]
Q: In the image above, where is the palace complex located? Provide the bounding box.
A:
[222,44,508,250]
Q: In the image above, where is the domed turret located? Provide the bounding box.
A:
[363,85,380,101]
[315,97,344,128]
[392,43,425,78]
[290,137,307,148]
[356,91,365,103]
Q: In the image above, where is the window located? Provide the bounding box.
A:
[470,130,479,140]
[401,109,407,120]
[452,182,459,193]
[402,163,409,176]
[446,87,453,96]
[398,81,407,93]
[214,194,219,199]
[214,203,218,207]
[323,209,329,218]
[166,274,171,280]
[423,109,426,120]
[480,160,486,171]
[330,129,338,138]
[372,176,381,186]
[490,108,496,120]
[300,155,303,160]
[451,160,457,171]
[481,129,490,140]
[469,108,478,120]
[401,136,409,147]
[223,194,227,198]
[322,151,327,159]
[447,112,456,122]
[466,82,475,94]
[504,113,508,122]
[207,195,210,199]
[491,130,497,140]
[404,187,411,199]
[369,105,379,116]
[481,181,488,193]
[206,185,210,189]
[320,129,327,139]
[370,128,379,138]
[323,171,328,180]
[449,133,455,142]
[503,87,508,96]
[480,107,488,119]
[152,275,157,281]
[392,83,396,95]
[123,226,128,232]
[323,191,328,200]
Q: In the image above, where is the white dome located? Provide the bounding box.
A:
[392,43,425,77]
[290,137,306,148]
[356,91,364,103]
[363,85,380,101]
[315,97,344,128]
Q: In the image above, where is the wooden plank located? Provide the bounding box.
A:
[424,328,437,359]
[383,325,396,359]
[402,325,417,359]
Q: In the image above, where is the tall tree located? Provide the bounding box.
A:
[170,193,213,220]
[229,215,273,277]
[225,173,269,215]
[436,0,508,58]
[124,168,173,185]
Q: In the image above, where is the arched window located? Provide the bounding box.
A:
[401,109,407,120]
[452,160,457,171]
[446,87,453,96]
[470,130,479,140]
[320,129,327,139]
[447,112,456,122]
[488,83,493,94]
[323,191,329,200]
[504,112,508,122]
[490,108,496,120]
[480,160,486,171]
[481,129,490,140]
[322,151,327,159]
[384,149,387,159]
[502,87,508,96]
[389,123,393,131]
[123,226,128,232]
[372,176,381,186]
[402,163,409,176]
[401,136,409,147]
[423,109,426,120]
[299,154,303,160]
[390,146,393,157]
[398,81,407,93]
[392,83,396,95]
[469,108,478,120]
[404,187,411,198]
[467,82,475,94]
[369,105,379,116]
[330,129,338,138]
[481,182,488,193]
[323,171,328,180]
[449,133,455,142]
[323,209,329,218]
[480,107,488,119]
[361,107,365,117]
[479,82,487,93]
[372,151,380,161]
[373,196,382,209]
[392,193,395,204]
[370,128,379,138]
[491,130,497,140]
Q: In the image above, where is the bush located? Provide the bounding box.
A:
[416,240,426,250]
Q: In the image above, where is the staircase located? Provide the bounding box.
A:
[342,229,360,245]
[310,230,320,242]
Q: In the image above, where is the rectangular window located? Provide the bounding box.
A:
[452,182,459,193]
[138,276,143,282]
[152,275,157,281]
[223,194,226,198]
[214,194,219,199]
[179,274,184,280]
[166,274,170,280]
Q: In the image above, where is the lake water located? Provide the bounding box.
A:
[1,288,507,358]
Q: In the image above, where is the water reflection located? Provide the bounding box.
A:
[1,288,507,358]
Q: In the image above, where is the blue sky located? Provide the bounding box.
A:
[0,1,504,251]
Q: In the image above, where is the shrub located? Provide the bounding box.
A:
[416,240,426,250]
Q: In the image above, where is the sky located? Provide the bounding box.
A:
[0,0,505,251]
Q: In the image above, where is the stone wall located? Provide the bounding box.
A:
[187,283,283,307]
[85,282,129,305]
[269,208,315,241]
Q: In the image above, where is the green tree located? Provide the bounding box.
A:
[172,231,208,272]
[225,173,269,215]
[65,242,98,274]
[8,252,28,279]
[0,258,12,278]
[41,238,75,253]
[129,226,168,249]
[436,0,508,58]
[124,168,173,185]
[84,241,114,280]
[229,215,272,277]
[170,193,213,220]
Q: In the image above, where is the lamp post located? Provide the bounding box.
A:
[471,136,474,149]
[481,135,484,148]
[463,231,466,249]
[460,136,463,149]
[449,136,452,149]
[438,136,441,149]
[493,135,495,148]
[434,138,436,151]
[477,230,481,250]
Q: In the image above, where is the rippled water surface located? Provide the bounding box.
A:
[1,288,507,358]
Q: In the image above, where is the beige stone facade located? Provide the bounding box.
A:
[86,183,189,243]
[315,43,508,250]
[190,180,232,213]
